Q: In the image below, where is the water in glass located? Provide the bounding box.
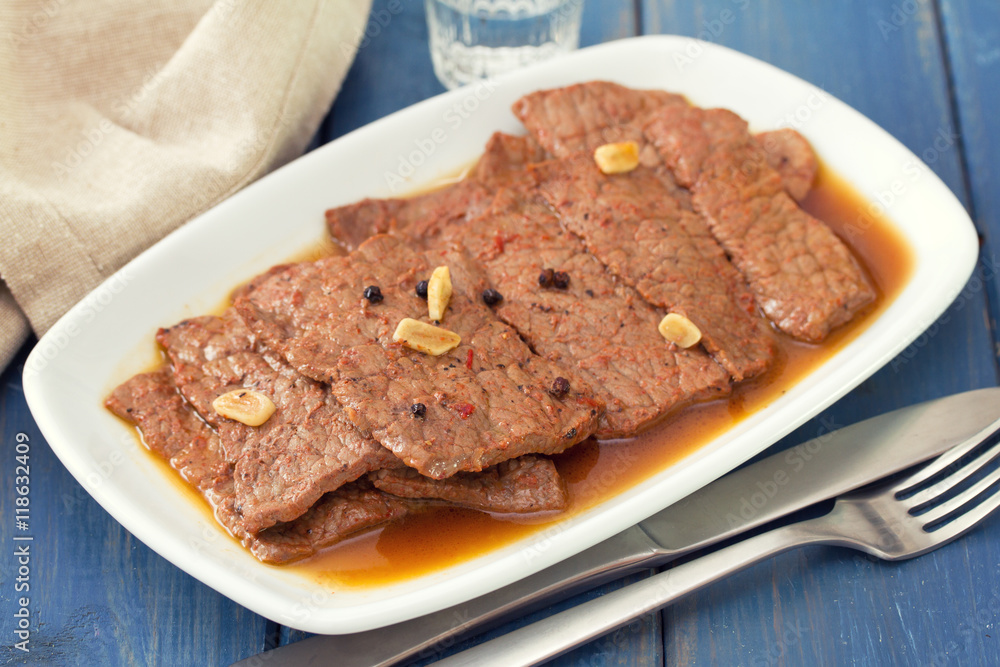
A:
[426,0,584,89]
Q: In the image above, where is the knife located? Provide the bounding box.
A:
[230,387,1000,667]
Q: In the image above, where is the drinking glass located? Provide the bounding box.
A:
[425,0,585,90]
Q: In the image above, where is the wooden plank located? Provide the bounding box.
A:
[939,0,1000,372]
[639,1,1000,665]
[319,0,643,147]
[0,343,274,665]
[289,2,660,666]
[396,571,662,667]
[580,0,641,47]
[321,2,446,143]
[298,2,999,666]
[6,1,998,665]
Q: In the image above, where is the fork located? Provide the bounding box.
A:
[431,427,1000,666]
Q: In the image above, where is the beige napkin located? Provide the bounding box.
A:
[0,0,372,371]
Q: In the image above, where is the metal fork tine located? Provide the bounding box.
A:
[915,464,1000,527]
[918,475,1000,549]
[893,422,999,495]
[903,439,1000,508]
[427,416,1000,667]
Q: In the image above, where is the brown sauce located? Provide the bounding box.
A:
[283,162,914,588]
[118,160,913,587]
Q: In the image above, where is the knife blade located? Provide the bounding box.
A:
[230,387,1000,667]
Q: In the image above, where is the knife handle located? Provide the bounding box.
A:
[431,521,816,667]
[231,527,664,667]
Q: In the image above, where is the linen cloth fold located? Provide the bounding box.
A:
[0,0,373,371]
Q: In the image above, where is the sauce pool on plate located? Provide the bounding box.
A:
[283,162,914,588]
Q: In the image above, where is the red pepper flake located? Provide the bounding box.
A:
[466,349,474,370]
[454,402,475,419]
[493,232,520,254]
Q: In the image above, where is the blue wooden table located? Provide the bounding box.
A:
[3,1,999,665]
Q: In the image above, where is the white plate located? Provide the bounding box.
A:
[23,36,977,633]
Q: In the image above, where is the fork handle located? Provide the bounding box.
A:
[431,521,827,667]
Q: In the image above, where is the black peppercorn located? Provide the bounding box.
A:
[482,288,503,306]
[553,271,570,289]
[410,402,426,418]
[538,268,554,288]
[363,285,383,303]
[549,376,570,397]
[564,428,577,439]
[415,280,428,299]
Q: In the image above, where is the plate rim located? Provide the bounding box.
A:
[22,34,978,633]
